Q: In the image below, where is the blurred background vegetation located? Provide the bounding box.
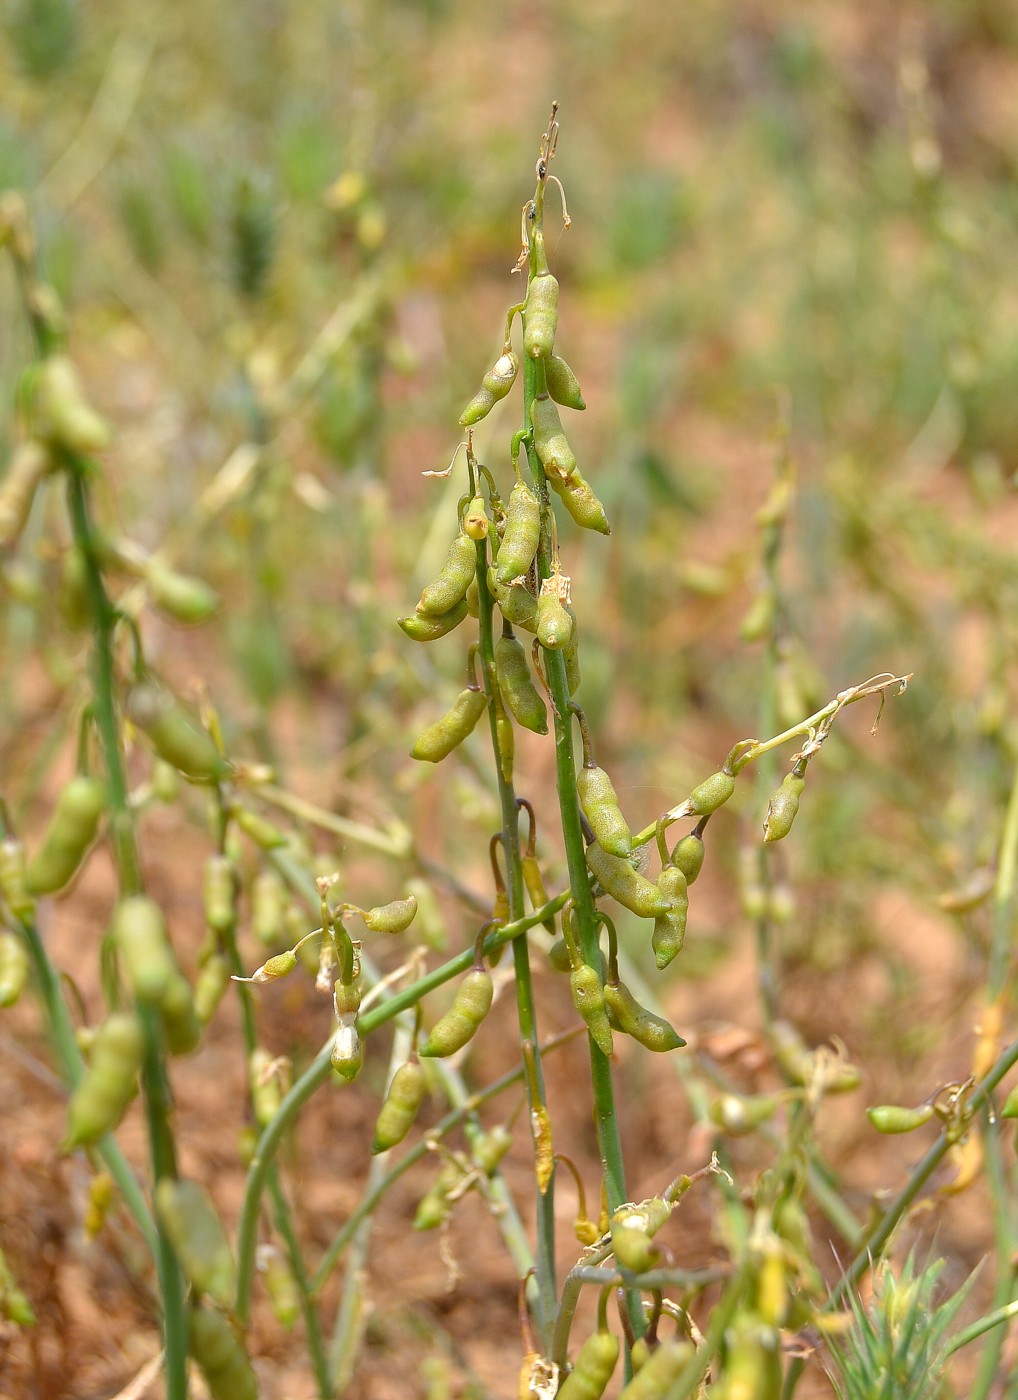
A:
[3,0,1018,1394]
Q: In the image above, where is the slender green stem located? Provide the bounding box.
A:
[946,1293,1018,1358]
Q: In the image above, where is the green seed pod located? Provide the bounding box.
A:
[569,962,613,1057]
[398,597,469,642]
[464,572,480,617]
[194,954,231,1024]
[547,937,571,973]
[189,1304,258,1400]
[763,772,806,843]
[687,770,736,816]
[151,758,181,804]
[547,470,611,535]
[1000,1084,1018,1119]
[495,633,548,734]
[524,270,559,359]
[531,393,576,481]
[331,1014,363,1081]
[25,775,105,896]
[251,868,285,946]
[610,1221,660,1273]
[866,1103,936,1135]
[586,845,672,919]
[537,589,574,651]
[670,833,705,885]
[127,678,230,783]
[0,1243,36,1325]
[161,971,202,1056]
[472,1123,513,1176]
[362,894,418,933]
[604,980,685,1051]
[651,865,689,970]
[713,1315,782,1400]
[63,1012,144,1150]
[58,544,90,629]
[417,532,477,616]
[411,686,487,762]
[616,1340,695,1400]
[372,1058,426,1154]
[232,805,287,850]
[0,931,29,1007]
[144,561,219,624]
[769,1020,861,1093]
[262,1247,300,1329]
[564,638,581,694]
[577,766,632,858]
[33,354,111,455]
[155,1178,235,1306]
[462,495,489,541]
[414,1161,462,1231]
[112,894,177,1005]
[495,480,541,584]
[709,1093,780,1136]
[489,570,539,631]
[544,353,586,411]
[250,950,298,983]
[203,854,236,933]
[249,1048,283,1127]
[557,1329,619,1400]
[0,837,35,922]
[459,348,520,427]
[0,440,51,549]
[420,968,493,1057]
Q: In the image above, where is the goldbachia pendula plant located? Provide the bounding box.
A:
[7,111,1018,1400]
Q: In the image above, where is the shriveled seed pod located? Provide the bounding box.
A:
[548,470,611,535]
[372,1058,426,1154]
[127,679,230,783]
[495,633,548,734]
[586,845,672,919]
[556,1328,619,1400]
[33,354,111,455]
[25,775,105,896]
[398,598,469,642]
[0,440,51,549]
[417,532,476,616]
[866,1103,935,1134]
[670,832,705,885]
[531,392,576,481]
[459,348,519,427]
[569,962,613,1057]
[544,353,586,411]
[112,894,177,1005]
[763,772,806,843]
[0,931,29,1007]
[155,1178,235,1306]
[537,589,574,651]
[524,270,559,359]
[144,561,219,624]
[495,480,541,584]
[604,980,685,1051]
[651,865,689,970]
[411,686,487,762]
[420,968,493,1057]
[686,770,736,816]
[63,1013,144,1150]
[577,766,632,858]
[361,894,418,933]
[189,1304,258,1400]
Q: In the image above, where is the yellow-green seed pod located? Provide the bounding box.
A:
[670,833,705,885]
[464,572,480,618]
[651,865,689,970]
[495,480,541,584]
[524,271,559,359]
[537,590,574,651]
[616,1340,694,1399]
[866,1103,936,1134]
[0,837,35,922]
[58,545,90,629]
[372,1058,426,1154]
[127,679,230,783]
[0,931,29,1007]
[687,770,736,816]
[417,532,477,616]
[556,1329,618,1400]
[0,440,51,549]
[489,571,539,631]
[161,971,202,1056]
[769,1020,860,1093]
[151,759,181,804]
[331,1014,363,1081]
[531,392,576,481]
[610,1221,660,1273]
[420,968,493,1057]
[462,495,489,540]
[586,845,672,919]
[576,766,632,858]
[547,938,571,973]
[63,1013,144,1151]
[84,1172,114,1241]
[547,470,611,535]
[1000,1084,1018,1119]
[361,894,418,933]
[472,1123,513,1176]
[194,954,231,1024]
[189,1304,258,1400]
[709,1093,780,1136]
[522,855,556,934]
[250,1048,283,1127]
[203,854,236,933]
[629,1339,650,1375]
[411,686,487,762]
[413,1161,462,1231]
[569,962,613,1057]
[763,773,806,843]
[262,1246,301,1329]
[144,561,220,625]
[112,894,177,1005]
[33,354,111,455]
[604,980,685,1051]
[495,633,548,734]
[155,1178,235,1306]
[232,804,287,850]
[459,348,520,427]
[544,353,586,411]
[251,869,285,946]
[250,951,298,983]
[0,1243,36,1326]
[398,597,469,642]
[25,775,105,896]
